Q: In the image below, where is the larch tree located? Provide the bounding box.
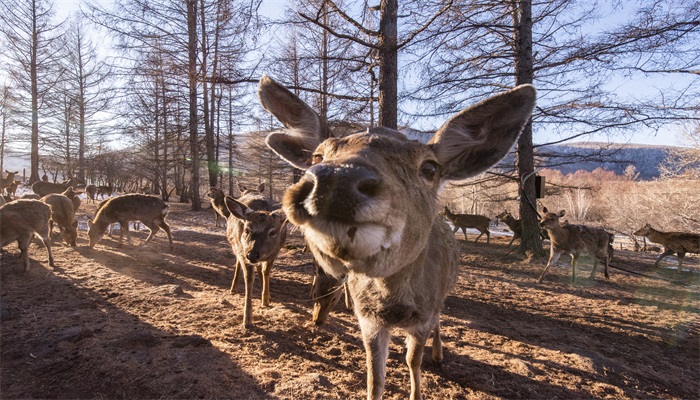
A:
[0,0,64,183]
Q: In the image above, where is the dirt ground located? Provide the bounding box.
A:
[1,200,699,399]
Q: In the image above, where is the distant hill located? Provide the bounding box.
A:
[536,142,676,180]
[400,128,676,181]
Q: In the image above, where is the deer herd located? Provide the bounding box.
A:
[2,76,699,400]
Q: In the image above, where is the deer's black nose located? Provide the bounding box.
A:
[247,250,260,263]
[302,163,381,219]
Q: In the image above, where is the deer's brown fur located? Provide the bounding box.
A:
[1,170,18,195]
[207,187,230,227]
[225,189,287,328]
[538,208,614,283]
[85,185,97,203]
[258,75,535,400]
[41,193,78,247]
[0,199,55,271]
[31,177,83,197]
[634,223,700,271]
[443,206,491,244]
[87,194,173,250]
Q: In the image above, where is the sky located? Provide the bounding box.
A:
[39,0,698,148]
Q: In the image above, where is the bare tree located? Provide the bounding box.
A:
[0,0,65,183]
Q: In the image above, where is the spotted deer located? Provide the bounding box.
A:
[257,75,535,400]
[538,208,614,283]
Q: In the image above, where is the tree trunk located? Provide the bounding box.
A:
[188,0,201,210]
[377,0,398,129]
[29,2,40,184]
[514,0,544,256]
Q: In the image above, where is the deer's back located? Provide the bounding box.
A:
[652,230,700,252]
[455,214,490,228]
[0,200,51,241]
[96,194,167,224]
[41,194,75,226]
[32,182,68,197]
[552,224,610,257]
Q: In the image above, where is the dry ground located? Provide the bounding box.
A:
[1,201,699,399]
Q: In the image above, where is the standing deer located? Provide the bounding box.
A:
[0,199,55,271]
[97,184,113,199]
[257,75,535,400]
[538,208,614,283]
[85,184,98,203]
[87,194,173,250]
[634,223,700,272]
[31,177,83,197]
[224,189,288,328]
[206,187,230,227]
[2,171,19,195]
[495,210,522,246]
[442,206,491,244]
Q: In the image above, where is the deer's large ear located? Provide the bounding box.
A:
[429,84,536,182]
[258,75,326,170]
[224,196,251,221]
[256,182,265,194]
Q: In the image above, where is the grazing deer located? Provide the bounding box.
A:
[224,189,288,328]
[538,208,614,283]
[85,184,98,203]
[257,75,535,400]
[207,187,230,227]
[31,177,83,197]
[442,206,491,244]
[41,193,78,247]
[311,261,351,326]
[2,171,19,196]
[634,223,700,272]
[0,199,55,271]
[87,194,173,250]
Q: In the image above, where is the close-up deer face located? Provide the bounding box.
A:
[259,74,536,280]
[283,129,441,278]
[225,197,287,264]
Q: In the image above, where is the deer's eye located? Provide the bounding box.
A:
[420,161,438,181]
[312,154,324,164]
[268,229,277,238]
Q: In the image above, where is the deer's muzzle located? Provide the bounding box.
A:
[287,163,381,224]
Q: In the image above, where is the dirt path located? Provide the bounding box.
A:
[1,202,698,399]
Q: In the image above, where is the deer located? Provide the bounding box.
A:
[224,188,288,328]
[61,186,82,212]
[311,261,352,326]
[2,170,19,195]
[6,180,19,199]
[97,184,113,199]
[537,208,614,283]
[442,206,491,244]
[495,210,522,246]
[31,177,83,197]
[87,194,173,250]
[85,184,98,204]
[0,199,55,271]
[257,75,535,400]
[633,223,700,272]
[40,193,78,247]
[206,187,230,227]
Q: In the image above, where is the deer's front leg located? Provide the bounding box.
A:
[242,261,255,328]
[360,319,390,400]
[406,328,431,400]
[261,260,274,307]
[537,249,562,283]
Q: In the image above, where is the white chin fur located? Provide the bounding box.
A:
[304,220,404,261]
